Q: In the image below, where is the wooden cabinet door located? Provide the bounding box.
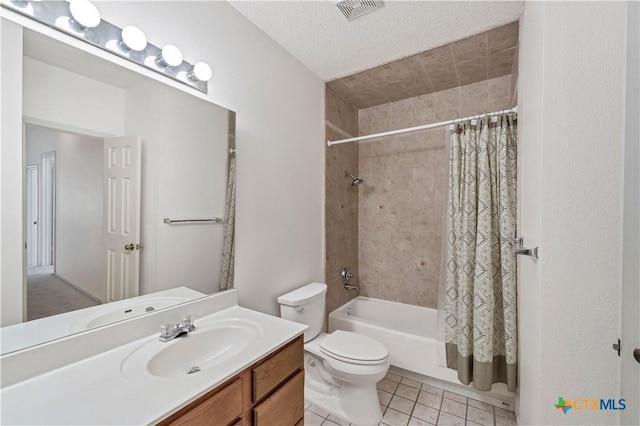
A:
[253,371,304,426]
[252,338,303,402]
[163,378,243,426]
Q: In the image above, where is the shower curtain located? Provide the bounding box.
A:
[444,115,518,392]
[219,151,236,290]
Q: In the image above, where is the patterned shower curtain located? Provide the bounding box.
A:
[219,151,236,290]
[444,115,518,392]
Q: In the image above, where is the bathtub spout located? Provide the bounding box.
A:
[344,283,359,291]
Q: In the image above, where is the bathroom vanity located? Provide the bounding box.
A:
[161,337,304,426]
[0,290,307,425]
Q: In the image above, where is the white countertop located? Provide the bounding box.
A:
[0,305,306,425]
[0,287,205,355]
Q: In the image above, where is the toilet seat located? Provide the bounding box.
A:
[319,330,388,365]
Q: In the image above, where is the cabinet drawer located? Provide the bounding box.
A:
[164,378,243,426]
[253,370,304,426]
[252,337,303,402]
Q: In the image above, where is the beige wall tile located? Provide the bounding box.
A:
[455,57,488,80]
[326,22,518,109]
[366,64,400,86]
[418,45,455,71]
[351,76,512,308]
[342,73,374,93]
[390,57,426,80]
[435,87,461,111]
[487,21,519,53]
[325,87,359,323]
[427,69,459,92]
[487,75,511,100]
[451,33,487,64]
[407,85,437,99]
[403,78,434,95]
[458,73,489,87]
[326,79,350,101]
[488,47,516,79]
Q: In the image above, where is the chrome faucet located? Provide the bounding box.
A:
[159,315,196,342]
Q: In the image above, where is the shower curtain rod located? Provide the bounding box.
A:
[327,106,518,146]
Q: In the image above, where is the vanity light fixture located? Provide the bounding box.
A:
[157,45,183,68]
[9,0,29,7]
[69,0,101,30]
[188,62,212,82]
[1,0,210,93]
[120,26,147,52]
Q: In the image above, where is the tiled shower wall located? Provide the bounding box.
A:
[357,75,514,308]
[324,89,359,320]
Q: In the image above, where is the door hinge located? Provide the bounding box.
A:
[613,338,621,357]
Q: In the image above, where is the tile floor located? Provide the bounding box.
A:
[304,371,516,426]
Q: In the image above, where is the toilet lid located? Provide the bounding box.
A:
[319,330,388,363]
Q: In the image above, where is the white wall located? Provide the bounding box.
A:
[0,19,25,326]
[155,85,228,295]
[620,1,639,423]
[25,126,104,301]
[25,128,56,166]
[55,132,104,301]
[23,57,125,137]
[96,1,325,315]
[515,4,543,421]
[518,3,627,425]
[125,80,229,296]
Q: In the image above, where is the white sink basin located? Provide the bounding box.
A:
[69,297,195,332]
[121,318,263,380]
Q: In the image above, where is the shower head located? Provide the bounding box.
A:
[345,171,364,187]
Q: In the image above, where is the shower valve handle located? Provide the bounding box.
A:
[342,267,353,283]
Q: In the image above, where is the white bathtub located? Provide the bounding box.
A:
[328,296,456,383]
[328,296,515,410]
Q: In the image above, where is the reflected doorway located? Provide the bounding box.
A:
[25,125,103,321]
[25,164,38,267]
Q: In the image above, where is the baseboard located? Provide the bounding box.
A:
[53,274,103,304]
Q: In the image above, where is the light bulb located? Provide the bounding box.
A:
[188,62,212,82]
[157,45,183,67]
[69,0,101,30]
[10,0,29,7]
[120,26,147,52]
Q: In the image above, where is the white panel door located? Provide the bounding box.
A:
[41,152,55,266]
[103,136,141,302]
[26,165,38,267]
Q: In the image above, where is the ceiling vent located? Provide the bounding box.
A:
[337,0,383,21]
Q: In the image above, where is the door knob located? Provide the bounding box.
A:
[634,346,640,363]
[124,243,135,251]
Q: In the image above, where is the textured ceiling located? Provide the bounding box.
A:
[328,21,519,108]
[229,1,524,81]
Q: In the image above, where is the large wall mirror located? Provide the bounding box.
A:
[1,23,236,354]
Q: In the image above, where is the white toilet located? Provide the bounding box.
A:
[278,283,389,426]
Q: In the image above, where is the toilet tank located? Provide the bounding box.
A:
[277,283,327,342]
